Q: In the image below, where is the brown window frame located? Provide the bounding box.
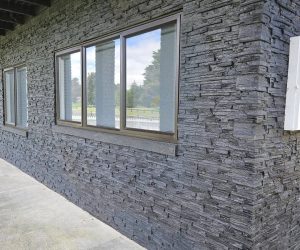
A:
[3,65,28,130]
[55,13,180,143]
[55,47,82,126]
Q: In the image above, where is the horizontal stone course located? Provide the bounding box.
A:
[0,0,296,249]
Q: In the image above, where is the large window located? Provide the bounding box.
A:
[3,66,28,128]
[56,14,180,141]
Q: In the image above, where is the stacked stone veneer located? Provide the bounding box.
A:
[251,1,300,249]
[0,0,298,249]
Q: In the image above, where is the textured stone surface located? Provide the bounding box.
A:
[252,1,300,249]
[0,0,295,249]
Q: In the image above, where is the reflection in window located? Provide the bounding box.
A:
[125,22,177,133]
[4,70,15,125]
[16,67,28,128]
[86,39,120,128]
[4,67,28,128]
[56,16,179,140]
[58,51,81,122]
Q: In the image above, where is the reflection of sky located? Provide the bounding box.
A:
[86,39,120,84]
[126,29,160,86]
[71,29,161,87]
[71,52,81,82]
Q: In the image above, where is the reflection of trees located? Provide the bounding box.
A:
[127,49,160,108]
[87,73,121,107]
[86,49,161,109]
[72,77,81,103]
[115,83,120,107]
[142,49,160,108]
[127,81,142,108]
[87,72,95,105]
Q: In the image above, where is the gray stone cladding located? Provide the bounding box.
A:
[0,0,296,249]
[252,1,300,249]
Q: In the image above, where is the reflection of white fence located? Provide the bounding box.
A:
[71,107,160,130]
[87,112,96,118]
[86,108,159,119]
[126,108,159,119]
[126,117,159,131]
[71,116,159,131]
[84,107,160,130]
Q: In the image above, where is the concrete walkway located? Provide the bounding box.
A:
[0,159,145,250]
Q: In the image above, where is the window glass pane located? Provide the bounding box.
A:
[4,70,15,125]
[58,51,81,122]
[86,39,120,128]
[16,67,28,128]
[125,22,177,133]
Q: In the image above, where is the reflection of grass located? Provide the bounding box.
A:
[72,102,81,109]
[72,103,159,119]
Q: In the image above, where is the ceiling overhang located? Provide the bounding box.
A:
[0,0,51,36]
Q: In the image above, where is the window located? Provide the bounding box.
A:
[125,22,177,133]
[86,38,120,128]
[56,14,180,141]
[3,66,28,128]
[57,50,81,123]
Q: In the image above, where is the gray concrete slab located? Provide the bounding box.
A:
[0,159,145,250]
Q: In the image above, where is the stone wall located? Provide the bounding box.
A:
[0,0,276,249]
[252,1,300,249]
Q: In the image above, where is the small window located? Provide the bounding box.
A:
[3,66,28,128]
[56,14,180,141]
[57,50,81,123]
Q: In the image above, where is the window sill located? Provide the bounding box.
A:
[1,125,28,137]
[52,125,178,156]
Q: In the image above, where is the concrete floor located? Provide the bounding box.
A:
[0,159,145,250]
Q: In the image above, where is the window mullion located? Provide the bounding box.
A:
[120,35,126,131]
[3,72,6,126]
[174,15,181,139]
[14,68,17,127]
[82,47,87,127]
